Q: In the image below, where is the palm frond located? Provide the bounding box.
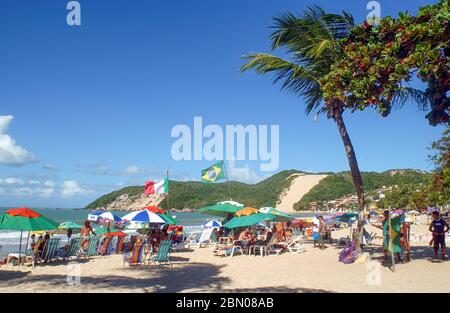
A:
[391,87,430,111]
[240,53,320,97]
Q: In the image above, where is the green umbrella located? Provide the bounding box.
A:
[0,212,59,231]
[259,207,295,223]
[223,213,275,229]
[198,201,244,217]
[0,208,60,266]
[58,221,82,230]
[159,214,178,225]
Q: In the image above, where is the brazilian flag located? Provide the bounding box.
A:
[383,215,403,253]
[201,161,226,183]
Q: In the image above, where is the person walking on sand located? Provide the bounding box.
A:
[318,216,326,250]
[429,211,449,260]
[80,220,96,253]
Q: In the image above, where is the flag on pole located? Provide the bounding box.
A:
[144,177,169,195]
[201,161,226,183]
[383,214,403,253]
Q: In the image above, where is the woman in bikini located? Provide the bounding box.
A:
[80,220,96,252]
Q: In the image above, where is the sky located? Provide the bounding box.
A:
[0,0,445,208]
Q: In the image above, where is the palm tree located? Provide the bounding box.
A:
[240,6,427,245]
[241,6,366,212]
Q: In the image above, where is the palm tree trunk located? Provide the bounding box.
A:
[333,110,366,249]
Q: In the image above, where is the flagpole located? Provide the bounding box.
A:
[166,169,170,214]
[222,161,233,201]
[388,207,396,272]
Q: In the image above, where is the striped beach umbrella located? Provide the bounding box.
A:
[202,220,222,229]
[122,209,166,224]
[87,210,123,223]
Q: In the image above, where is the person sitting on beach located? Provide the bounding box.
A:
[429,211,449,260]
[237,228,253,252]
[161,229,169,241]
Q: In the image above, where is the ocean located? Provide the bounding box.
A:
[0,207,313,259]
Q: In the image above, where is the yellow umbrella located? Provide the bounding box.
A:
[235,207,259,217]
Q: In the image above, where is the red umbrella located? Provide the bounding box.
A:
[142,206,165,214]
[6,207,41,218]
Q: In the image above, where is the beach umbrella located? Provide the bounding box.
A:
[291,218,314,228]
[87,210,123,223]
[0,208,59,265]
[223,213,275,229]
[0,208,60,231]
[159,213,178,225]
[52,221,83,235]
[122,209,166,224]
[235,207,259,216]
[259,207,295,222]
[197,201,244,217]
[202,220,222,229]
[58,221,82,230]
[141,206,165,214]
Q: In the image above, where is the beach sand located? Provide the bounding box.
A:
[0,223,449,293]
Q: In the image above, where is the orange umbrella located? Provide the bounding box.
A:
[142,206,165,214]
[235,207,259,217]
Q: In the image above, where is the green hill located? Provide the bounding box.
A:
[293,169,432,210]
[86,170,304,210]
[86,169,431,211]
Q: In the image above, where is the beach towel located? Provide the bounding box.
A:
[339,240,361,264]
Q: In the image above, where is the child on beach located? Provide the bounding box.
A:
[429,211,449,260]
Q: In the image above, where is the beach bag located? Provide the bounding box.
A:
[313,232,320,241]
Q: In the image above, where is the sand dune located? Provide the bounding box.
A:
[276,173,328,213]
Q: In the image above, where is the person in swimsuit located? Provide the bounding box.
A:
[318,216,326,250]
[80,220,96,251]
[429,211,449,260]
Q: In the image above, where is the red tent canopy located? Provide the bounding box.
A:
[106,231,127,237]
[6,207,41,218]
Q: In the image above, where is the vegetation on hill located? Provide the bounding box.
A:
[294,170,431,210]
[86,169,431,211]
[86,170,304,210]
[377,128,450,210]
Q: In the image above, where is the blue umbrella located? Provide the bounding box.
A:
[202,220,222,229]
[88,210,123,223]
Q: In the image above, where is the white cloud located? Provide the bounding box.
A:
[121,165,144,176]
[0,177,55,198]
[61,180,92,198]
[0,177,24,185]
[0,115,37,166]
[227,160,266,184]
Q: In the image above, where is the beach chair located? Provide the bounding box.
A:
[85,235,103,257]
[147,240,173,267]
[185,231,202,248]
[62,237,82,261]
[99,236,114,256]
[123,241,145,267]
[222,241,244,258]
[287,236,305,254]
[116,235,128,254]
[40,238,61,263]
[252,235,277,257]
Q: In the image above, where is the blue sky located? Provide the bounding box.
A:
[0,0,445,208]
